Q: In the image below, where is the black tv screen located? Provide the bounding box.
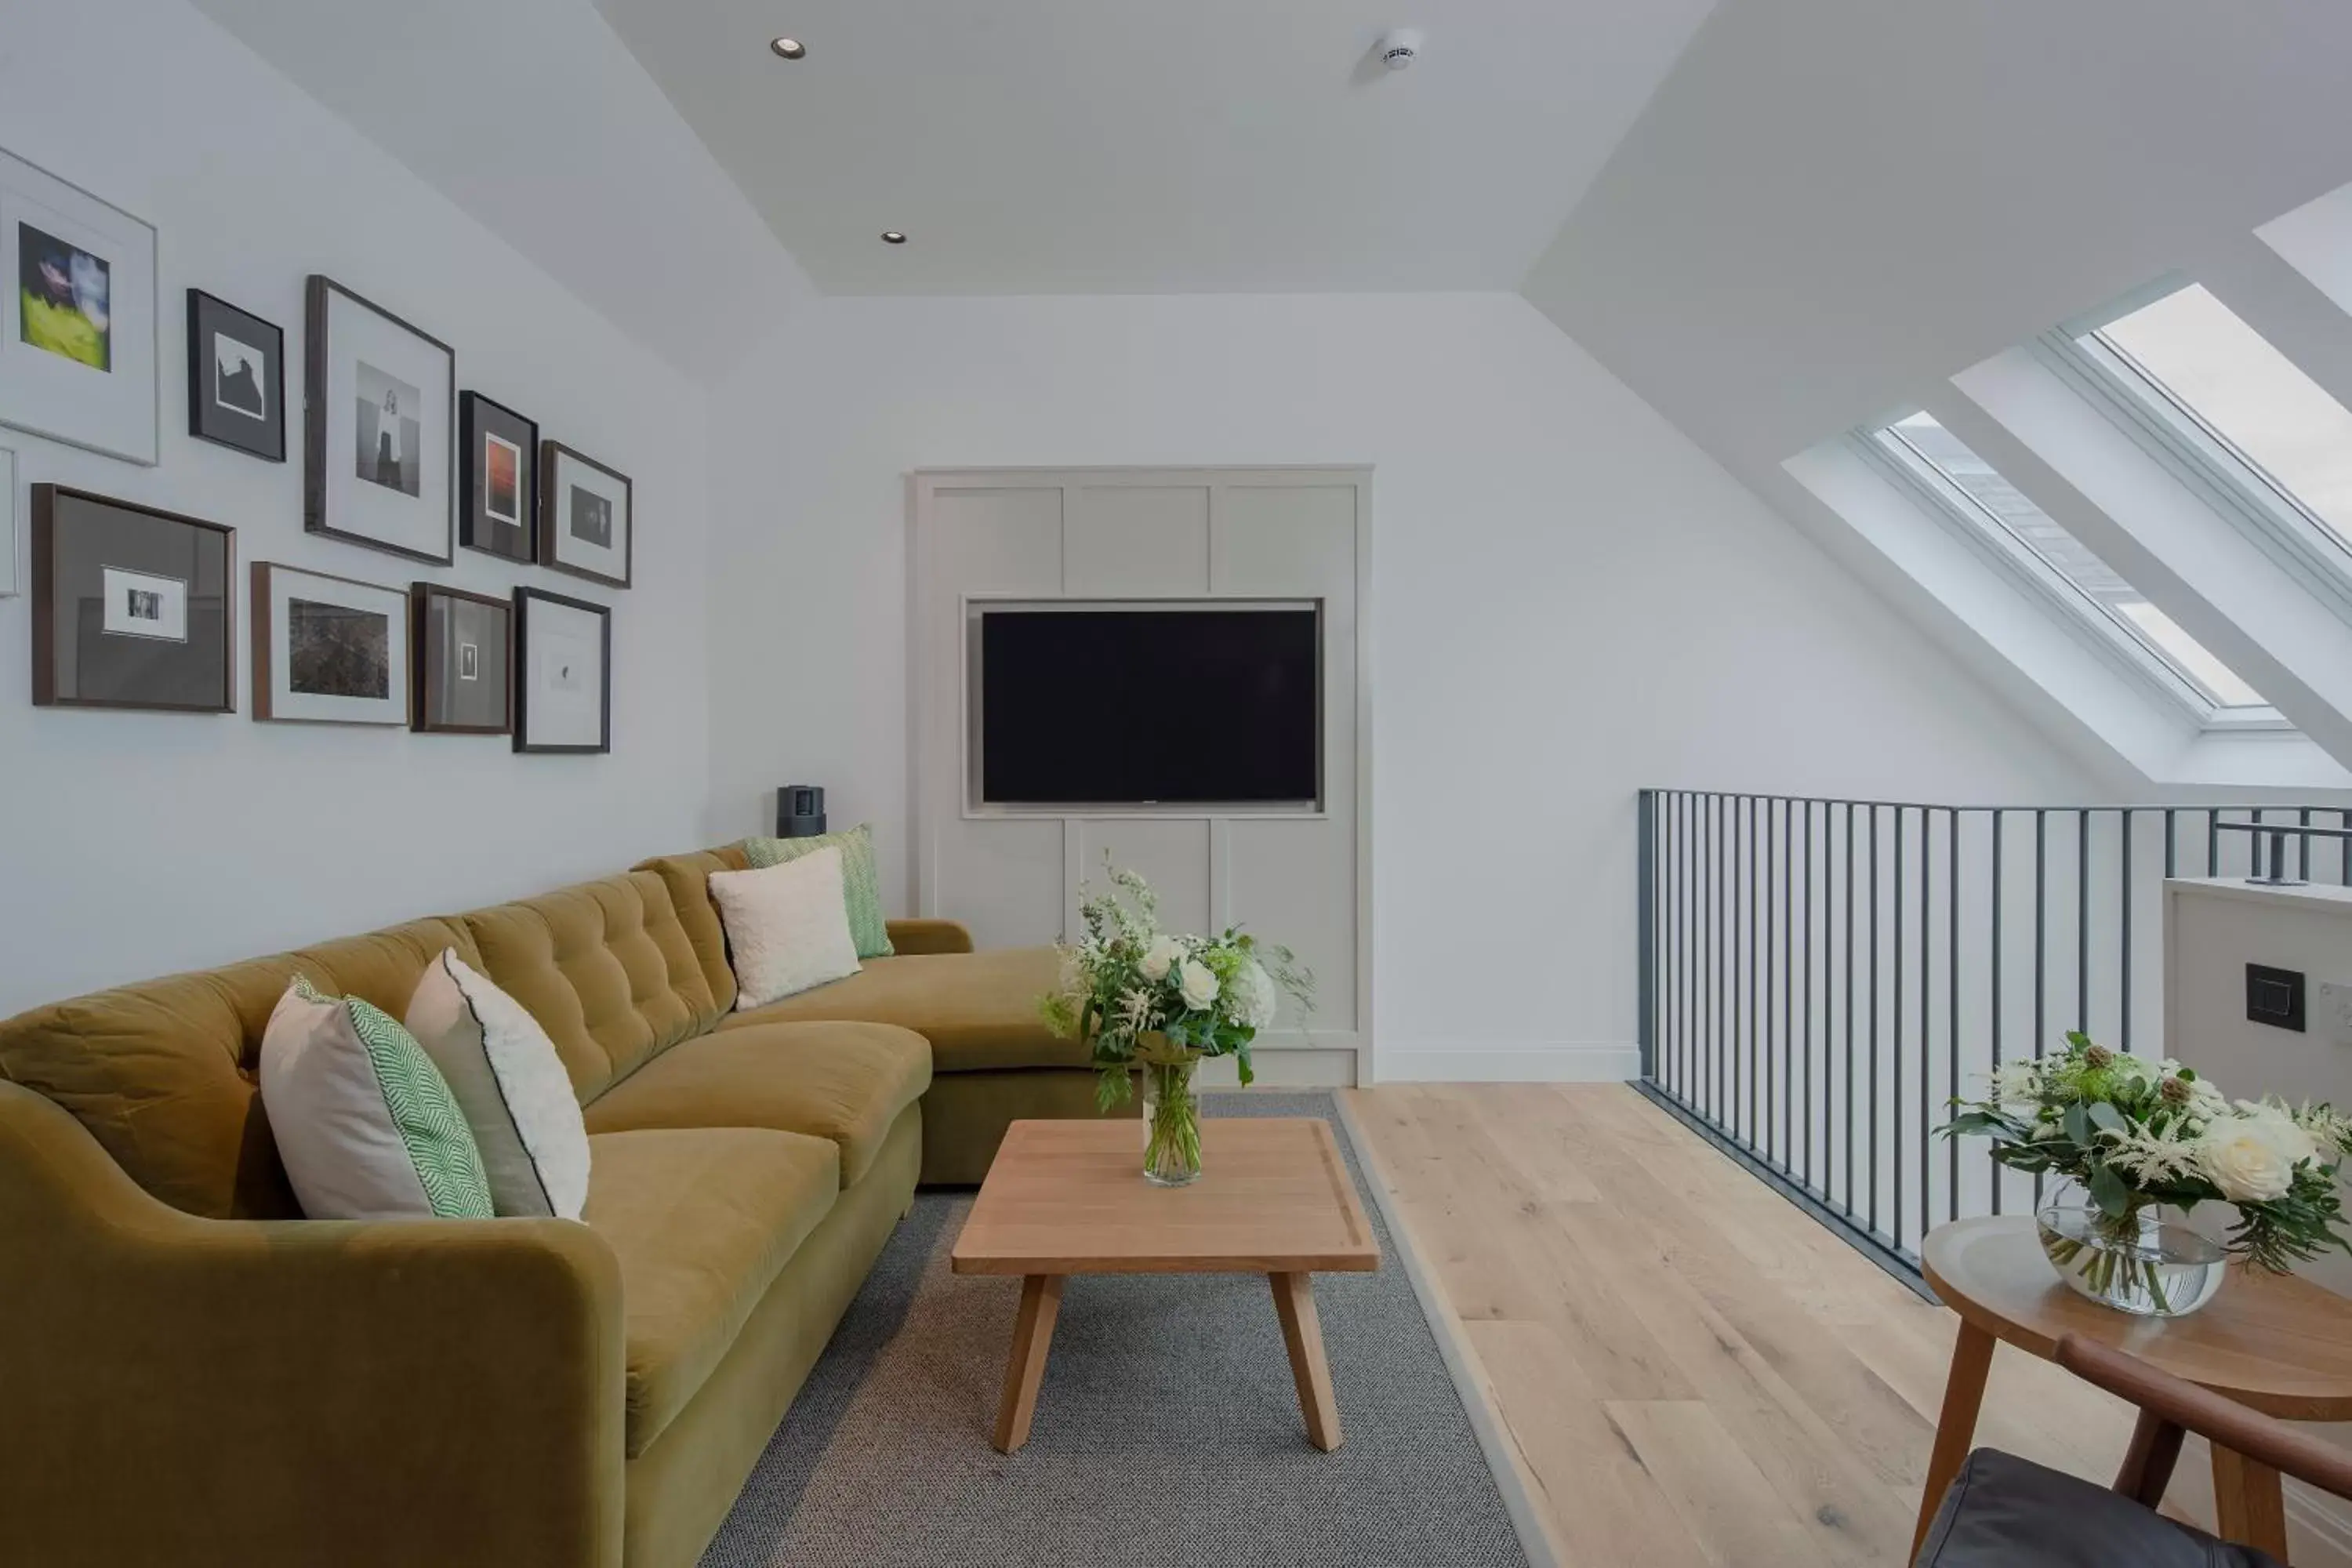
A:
[980,608,1319,804]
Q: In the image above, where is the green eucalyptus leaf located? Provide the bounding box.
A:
[2087,1102,2129,1138]
[2088,1162,2132,1218]
[2063,1104,2092,1148]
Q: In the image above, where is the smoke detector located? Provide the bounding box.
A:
[1377,28,1423,71]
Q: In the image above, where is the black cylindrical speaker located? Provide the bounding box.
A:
[775,785,827,837]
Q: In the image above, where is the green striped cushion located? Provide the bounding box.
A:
[265,975,495,1220]
[744,823,895,959]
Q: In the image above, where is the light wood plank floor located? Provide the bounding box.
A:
[1340,1083,2255,1568]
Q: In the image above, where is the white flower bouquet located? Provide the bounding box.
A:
[1038,864,1312,1184]
[1944,1032,2352,1279]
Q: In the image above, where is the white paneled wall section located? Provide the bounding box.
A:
[910,468,1370,1082]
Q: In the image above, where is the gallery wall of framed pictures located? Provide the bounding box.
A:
[5,138,638,760]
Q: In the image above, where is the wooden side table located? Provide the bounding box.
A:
[1915,1216,2352,1562]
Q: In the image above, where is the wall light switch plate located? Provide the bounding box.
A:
[2315,979,2352,1046]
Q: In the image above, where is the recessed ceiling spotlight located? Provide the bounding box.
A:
[768,36,806,60]
[880,230,907,245]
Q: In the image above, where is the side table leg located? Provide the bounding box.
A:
[993,1274,1063,1454]
[2212,1445,2289,1560]
[1272,1271,1341,1451]
[1911,1321,1997,1560]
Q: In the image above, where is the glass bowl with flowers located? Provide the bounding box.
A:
[1944,1033,2352,1317]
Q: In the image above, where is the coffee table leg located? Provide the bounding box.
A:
[1911,1320,1996,1560]
[1271,1271,1341,1452]
[2212,1444,2289,1559]
[993,1274,1063,1454]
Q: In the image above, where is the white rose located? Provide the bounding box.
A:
[1139,935,1180,982]
[1177,958,1220,1011]
[1232,961,1279,1029]
[2199,1120,2297,1203]
[2238,1102,2319,1167]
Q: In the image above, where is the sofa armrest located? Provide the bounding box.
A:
[887,918,975,956]
[0,1080,626,1568]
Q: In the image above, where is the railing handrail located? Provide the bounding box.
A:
[1642,788,2352,814]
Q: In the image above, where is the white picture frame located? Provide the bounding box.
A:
[514,586,610,753]
[305,276,454,564]
[252,561,411,725]
[0,149,158,464]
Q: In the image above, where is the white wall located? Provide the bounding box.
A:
[0,0,720,1014]
[706,291,2098,1076]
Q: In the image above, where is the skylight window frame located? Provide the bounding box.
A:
[2038,275,2352,629]
[1853,419,2287,732]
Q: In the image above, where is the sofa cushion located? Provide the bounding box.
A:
[634,848,751,1014]
[460,870,721,1105]
[0,917,479,1219]
[714,949,1083,1073]
[583,1126,838,1457]
[1915,1447,2278,1566]
[584,1022,931,1187]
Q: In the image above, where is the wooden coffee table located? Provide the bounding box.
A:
[951,1116,1381,1454]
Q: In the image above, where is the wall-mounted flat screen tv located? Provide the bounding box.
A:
[978,606,1319,805]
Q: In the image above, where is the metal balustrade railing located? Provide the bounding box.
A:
[1633,790,2351,1292]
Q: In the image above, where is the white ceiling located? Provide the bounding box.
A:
[1526,0,2352,477]
[592,0,1716,296]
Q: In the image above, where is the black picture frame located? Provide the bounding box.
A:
[186,289,285,462]
[412,581,514,735]
[459,392,538,563]
[537,439,633,590]
[303,274,456,565]
[513,586,611,754]
[30,484,234,713]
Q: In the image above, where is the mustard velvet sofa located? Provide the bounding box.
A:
[0,841,1115,1568]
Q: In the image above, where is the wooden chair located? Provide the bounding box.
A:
[1914,1334,2352,1566]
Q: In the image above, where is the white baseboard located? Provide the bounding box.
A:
[1373,1040,1639,1083]
[1194,1047,1359,1089]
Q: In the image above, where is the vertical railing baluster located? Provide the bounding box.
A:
[2302,808,2312,883]
[1782,798,1795,1171]
[1918,807,1932,1252]
[1802,800,1813,1192]
[2034,809,2048,1213]
[1946,808,1958,1235]
[1748,795,1760,1151]
[1990,810,2003,1218]
[2121,811,2133,1053]
[1845,802,1857,1219]
[2077,809,2091,1038]
[1886,807,1897,1246]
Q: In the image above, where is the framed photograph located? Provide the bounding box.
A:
[252,562,410,725]
[538,441,631,589]
[31,485,233,712]
[411,580,512,735]
[187,289,285,462]
[459,392,536,563]
[305,275,454,564]
[514,586,610,753]
[0,148,158,464]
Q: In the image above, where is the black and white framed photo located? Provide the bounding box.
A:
[187,289,284,461]
[459,392,536,563]
[538,441,632,589]
[31,485,233,713]
[514,586,610,753]
[411,580,512,735]
[1,148,158,464]
[252,561,411,725]
[305,275,453,564]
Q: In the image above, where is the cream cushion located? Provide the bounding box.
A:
[708,848,862,1010]
[405,949,591,1220]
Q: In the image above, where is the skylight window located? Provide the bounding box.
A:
[2085,284,2352,554]
[1875,412,2267,710]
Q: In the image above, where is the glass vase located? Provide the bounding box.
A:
[2035,1201,2227,1318]
[1140,1052,1203,1187]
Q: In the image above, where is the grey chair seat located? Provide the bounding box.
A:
[1917,1449,2281,1567]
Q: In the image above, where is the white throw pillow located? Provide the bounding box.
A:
[259,975,495,1221]
[405,949,592,1221]
[710,846,862,1010]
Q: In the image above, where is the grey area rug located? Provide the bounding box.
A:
[702,1092,1532,1567]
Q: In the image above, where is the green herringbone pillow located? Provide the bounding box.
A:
[260,975,495,1220]
[744,823,895,959]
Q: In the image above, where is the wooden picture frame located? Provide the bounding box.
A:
[410,580,513,735]
[251,561,411,725]
[186,289,285,462]
[31,484,234,713]
[513,585,611,753]
[537,439,633,589]
[303,275,455,564]
[459,391,537,563]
